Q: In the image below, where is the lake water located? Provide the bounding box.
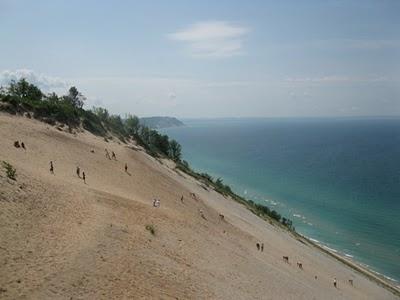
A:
[164,117,400,282]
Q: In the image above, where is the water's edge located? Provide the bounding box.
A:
[163,118,400,284]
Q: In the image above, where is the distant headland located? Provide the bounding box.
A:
[139,116,184,129]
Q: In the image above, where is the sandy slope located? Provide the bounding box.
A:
[0,113,398,300]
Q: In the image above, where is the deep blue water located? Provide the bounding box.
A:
[163,118,400,282]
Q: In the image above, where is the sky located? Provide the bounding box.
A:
[0,0,399,118]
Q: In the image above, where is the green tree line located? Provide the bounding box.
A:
[0,78,293,231]
[0,79,182,161]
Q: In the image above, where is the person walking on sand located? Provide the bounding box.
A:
[333,277,337,288]
[112,151,116,160]
[124,163,128,172]
[82,171,86,184]
[153,198,160,207]
[105,149,111,160]
[76,166,80,178]
[181,195,184,203]
[49,161,54,174]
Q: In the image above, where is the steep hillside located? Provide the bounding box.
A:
[0,113,398,299]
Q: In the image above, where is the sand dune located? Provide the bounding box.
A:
[0,113,398,299]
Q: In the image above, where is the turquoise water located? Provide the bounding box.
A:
[163,118,400,282]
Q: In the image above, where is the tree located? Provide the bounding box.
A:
[125,114,140,136]
[181,160,190,169]
[168,139,182,161]
[0,86,6,97]
[215,178,224,188]
[65,86,85,109]
[92,107,109,122]
[46,92,59,103]
[8,79,42,101]
[108,114,126,135]
[150,131,170,155]
[200,172,213,182]
[139,126,151,145]
[270,210,281,222]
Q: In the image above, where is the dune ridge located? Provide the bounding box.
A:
[0,113,399,299]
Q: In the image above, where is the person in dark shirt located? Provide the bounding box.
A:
[50,161,54,174]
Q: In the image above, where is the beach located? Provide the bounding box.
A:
[0,113,399,299]
[163,117,400,283]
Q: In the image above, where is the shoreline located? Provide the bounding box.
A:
[177,160,400,296]
[246,189,400,296]
[186,165,400,298]
[292,231,400,297]
[307,237,399,284]
[2,112,399,299]
[175,160,400,292]
[164,118,400,294]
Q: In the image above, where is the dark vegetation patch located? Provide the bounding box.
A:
[2,161,17,181]
[175,161,294,230]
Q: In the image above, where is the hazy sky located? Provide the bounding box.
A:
[1,0,399,117]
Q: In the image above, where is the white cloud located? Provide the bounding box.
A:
[168,21,250,58]
[0,69,68,90]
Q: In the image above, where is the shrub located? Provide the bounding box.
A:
[125,114,140,136]
[200,172,213,183]
[2,161,16,180]
[181,160,190,169]
[168,139,182,161]
[92,106,110,123]
[107,114,126,136]
[81,110,106,136]
[1,94,20,106]
[175,159,294,231]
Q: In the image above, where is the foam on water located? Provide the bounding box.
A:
[322,245,338,253]
[164,117,400,282]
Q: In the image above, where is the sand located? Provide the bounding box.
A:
[0,113,399,300]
